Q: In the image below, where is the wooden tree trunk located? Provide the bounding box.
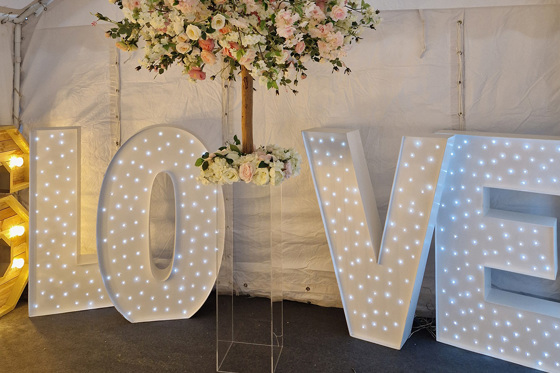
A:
[241,66,254,154]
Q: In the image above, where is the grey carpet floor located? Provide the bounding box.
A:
[0,295,537,373]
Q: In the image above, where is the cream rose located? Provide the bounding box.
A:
[252,168,270,186]
[186,24,202,40]
[270,168,284,186]
[177,33,189,43]
[176,42,192,54]
[211,14,226,31]
[221,168,240,184]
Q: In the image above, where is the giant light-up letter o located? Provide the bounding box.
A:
[97,126,224,322]
[437,133,560,371]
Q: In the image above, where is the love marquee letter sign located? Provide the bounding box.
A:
[304,129,560,372]
[27,124,560,371]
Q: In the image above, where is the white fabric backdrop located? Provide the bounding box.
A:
[0,22,13,126]
[17,0,560,316]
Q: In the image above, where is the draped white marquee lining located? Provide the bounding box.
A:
[1,0,560,315]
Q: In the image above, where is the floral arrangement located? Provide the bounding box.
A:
[96,0,380,93]
[195,136,302,185]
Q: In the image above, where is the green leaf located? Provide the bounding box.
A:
[233,135,241,145]
[195,158,204,167]
[258,161,268,168]
[201,152,209,159]
[236,49,245,61]
[202,161,209,171]
[219,146,227,151]
[229,144,241,153]
[226,158,234,165]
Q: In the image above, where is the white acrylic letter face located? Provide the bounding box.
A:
[303,128,451,349]
[436,133,560,371]
[29,128,112,316]
[97,126,224,322]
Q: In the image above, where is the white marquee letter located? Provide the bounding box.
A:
[29,127,112,316]
[436,133,560,371]
[97,126,224,322]
[303,128,451,349]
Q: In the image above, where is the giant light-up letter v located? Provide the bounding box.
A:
[303,128,452,349]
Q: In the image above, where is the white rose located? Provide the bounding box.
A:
[252,168,270,186]
[176,42,192,54]
[221,168,240,184]
[196,173,210,185]
[270,168,284,186]
[186,24,202,40]
[226,151,240,162]
[211,14,226,30]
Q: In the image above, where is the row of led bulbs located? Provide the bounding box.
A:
[8,154,26,270]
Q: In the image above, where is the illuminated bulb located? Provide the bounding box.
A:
[8,225,25,238]
[8,156,24,168]
[11,257,25,269]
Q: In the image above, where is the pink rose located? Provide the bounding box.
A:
[201,50,217,65]
[277,24,296,39]
[188,67,206,80]
[239,49,256,67]
[330,5,348,21]
[317,40,330,57]
[222,42,240,59]
[315,0,327,12]
[198,38,215,51]
[284,162,293,179]
[295,41,305,54]
[277,9,300,26]
[317,23,334,37]
[123,0,140,10]
[239,162,256,183]
[306,3,326,21]
[327,31,344,48]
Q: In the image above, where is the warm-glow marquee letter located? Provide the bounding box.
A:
[29,128,112,316]
[303,128,452,349]
[97,126,224,322]
[436,133,560,371]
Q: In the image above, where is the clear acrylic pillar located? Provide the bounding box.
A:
[216,183,283,373]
